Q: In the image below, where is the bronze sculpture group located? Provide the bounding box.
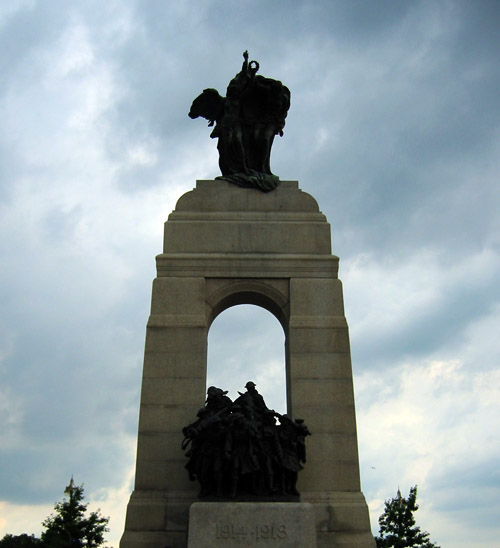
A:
[189,51,290,192]
[182,382,310,499]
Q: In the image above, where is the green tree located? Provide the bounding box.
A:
[41,478,109,547]
[0,534,42,547]
[375,485,440,548]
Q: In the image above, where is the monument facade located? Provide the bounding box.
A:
[121,53,375,548]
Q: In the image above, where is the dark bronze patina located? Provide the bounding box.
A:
[189,51,290,192]
[182,382,310,500]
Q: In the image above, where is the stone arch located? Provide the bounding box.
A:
[206,279,290,331]
[121,180,375,548]
[206,301,288,413]
[206,280,290,411]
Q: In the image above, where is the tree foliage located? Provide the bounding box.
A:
[41,479,109,547]
[0,479,109,548]
[375,485,440,548]
[0,534,42,547]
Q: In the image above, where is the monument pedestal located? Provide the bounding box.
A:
[120,180,375,548]
[188,502,316,547]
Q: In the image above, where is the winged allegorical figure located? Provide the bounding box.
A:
[189,51,290,192]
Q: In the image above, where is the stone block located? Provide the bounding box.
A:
[123,498,167,531]
[138,404,199,433]
[123,490,195,533]
[135,459,196,492]
[150,277,206,316]
[290,378,355,407]
[174,180,319,213]
[144,326,208,354]
[156,253,339,279]
[137,432,187,461]
[120,530,187,548]
[288,352,353,380]
[288,327,351,353]
[291,404,357,434]
[140,377,206,406]
[187,502,317,548]
[300,492,375,541]
[290,278,345,316]
[299,460,361,492]
[142,351,207,379]
[305,433,359,463]
[164,219,331,254]
[316,531,376,548]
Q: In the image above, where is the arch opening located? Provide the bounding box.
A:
[206,282,289,332]
[207,304,287,414]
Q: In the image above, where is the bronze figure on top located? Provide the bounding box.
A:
[189,51,291,192]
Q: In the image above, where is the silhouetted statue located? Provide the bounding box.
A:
[259,409,282,495]
[182,387,233,497]
[225,406,260,498]
[189,51,290,192]
[206,385,233,414]
[181,382,310,499]
[276,414,311,496]
[234,381,269,419]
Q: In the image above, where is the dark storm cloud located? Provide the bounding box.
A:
[351,260,500,368]
[1,2,499,546]
[262,1,500,259]
[98,1,423,191]
[0,198,149,503]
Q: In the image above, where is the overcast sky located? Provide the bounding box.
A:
[1,1,499,546]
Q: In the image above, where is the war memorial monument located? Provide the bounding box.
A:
[120,52,375,547]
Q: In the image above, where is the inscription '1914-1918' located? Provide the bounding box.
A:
[215,522,287,542]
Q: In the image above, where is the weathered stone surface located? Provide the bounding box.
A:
[164,181,331,255]
[175,180,316,212]
[156,253,339,279]
[121,180,375,548]
[288,353,353,380]
[292,378,356,406]
[187,502,317,548]
[290,278,345,316]
[150,277,206,315]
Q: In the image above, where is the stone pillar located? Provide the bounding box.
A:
[120,180,375,548]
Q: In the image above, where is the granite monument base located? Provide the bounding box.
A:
[187,502,317,548]
[121,180,376,548]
